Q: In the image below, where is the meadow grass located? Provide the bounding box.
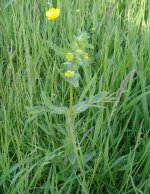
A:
[0,0,150,193]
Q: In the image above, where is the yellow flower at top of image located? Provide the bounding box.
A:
[65,71,75,78]
[84,52,89,61]
[46,8,60,20]
[66,52,74,61]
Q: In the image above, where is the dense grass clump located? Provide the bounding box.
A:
[0,0,150,193]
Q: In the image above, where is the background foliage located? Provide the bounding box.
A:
[0,0,150,193]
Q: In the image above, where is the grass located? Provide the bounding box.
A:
[0,0,150,193]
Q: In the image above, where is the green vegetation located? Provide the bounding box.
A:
[0,0,150,193]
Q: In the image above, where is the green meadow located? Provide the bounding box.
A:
[0,0,150,193]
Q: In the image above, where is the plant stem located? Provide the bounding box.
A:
[67,114,88,192]
[69,83,73,115]
[68,67,88,192]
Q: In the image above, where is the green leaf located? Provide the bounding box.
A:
[41,91,69,114]
[65,74,80,88]
[73,92,112,114]
[27,92,69,116]
[4,0,15,9]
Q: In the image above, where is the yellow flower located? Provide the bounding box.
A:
[46,8,60,20]
[66,52,74,61]
[65,71,75,78]
[84,52,89,61]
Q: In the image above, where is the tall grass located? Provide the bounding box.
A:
[0,0,150,193]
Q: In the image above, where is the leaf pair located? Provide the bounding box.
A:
[28,91,113,117]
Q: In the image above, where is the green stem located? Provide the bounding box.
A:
[69,83,73,115]
[67,114,88,192]
[67,65,88,191]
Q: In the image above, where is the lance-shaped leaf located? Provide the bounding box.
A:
[73,92,113,114]
[41,91,69,115]
[65,73,80,88]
